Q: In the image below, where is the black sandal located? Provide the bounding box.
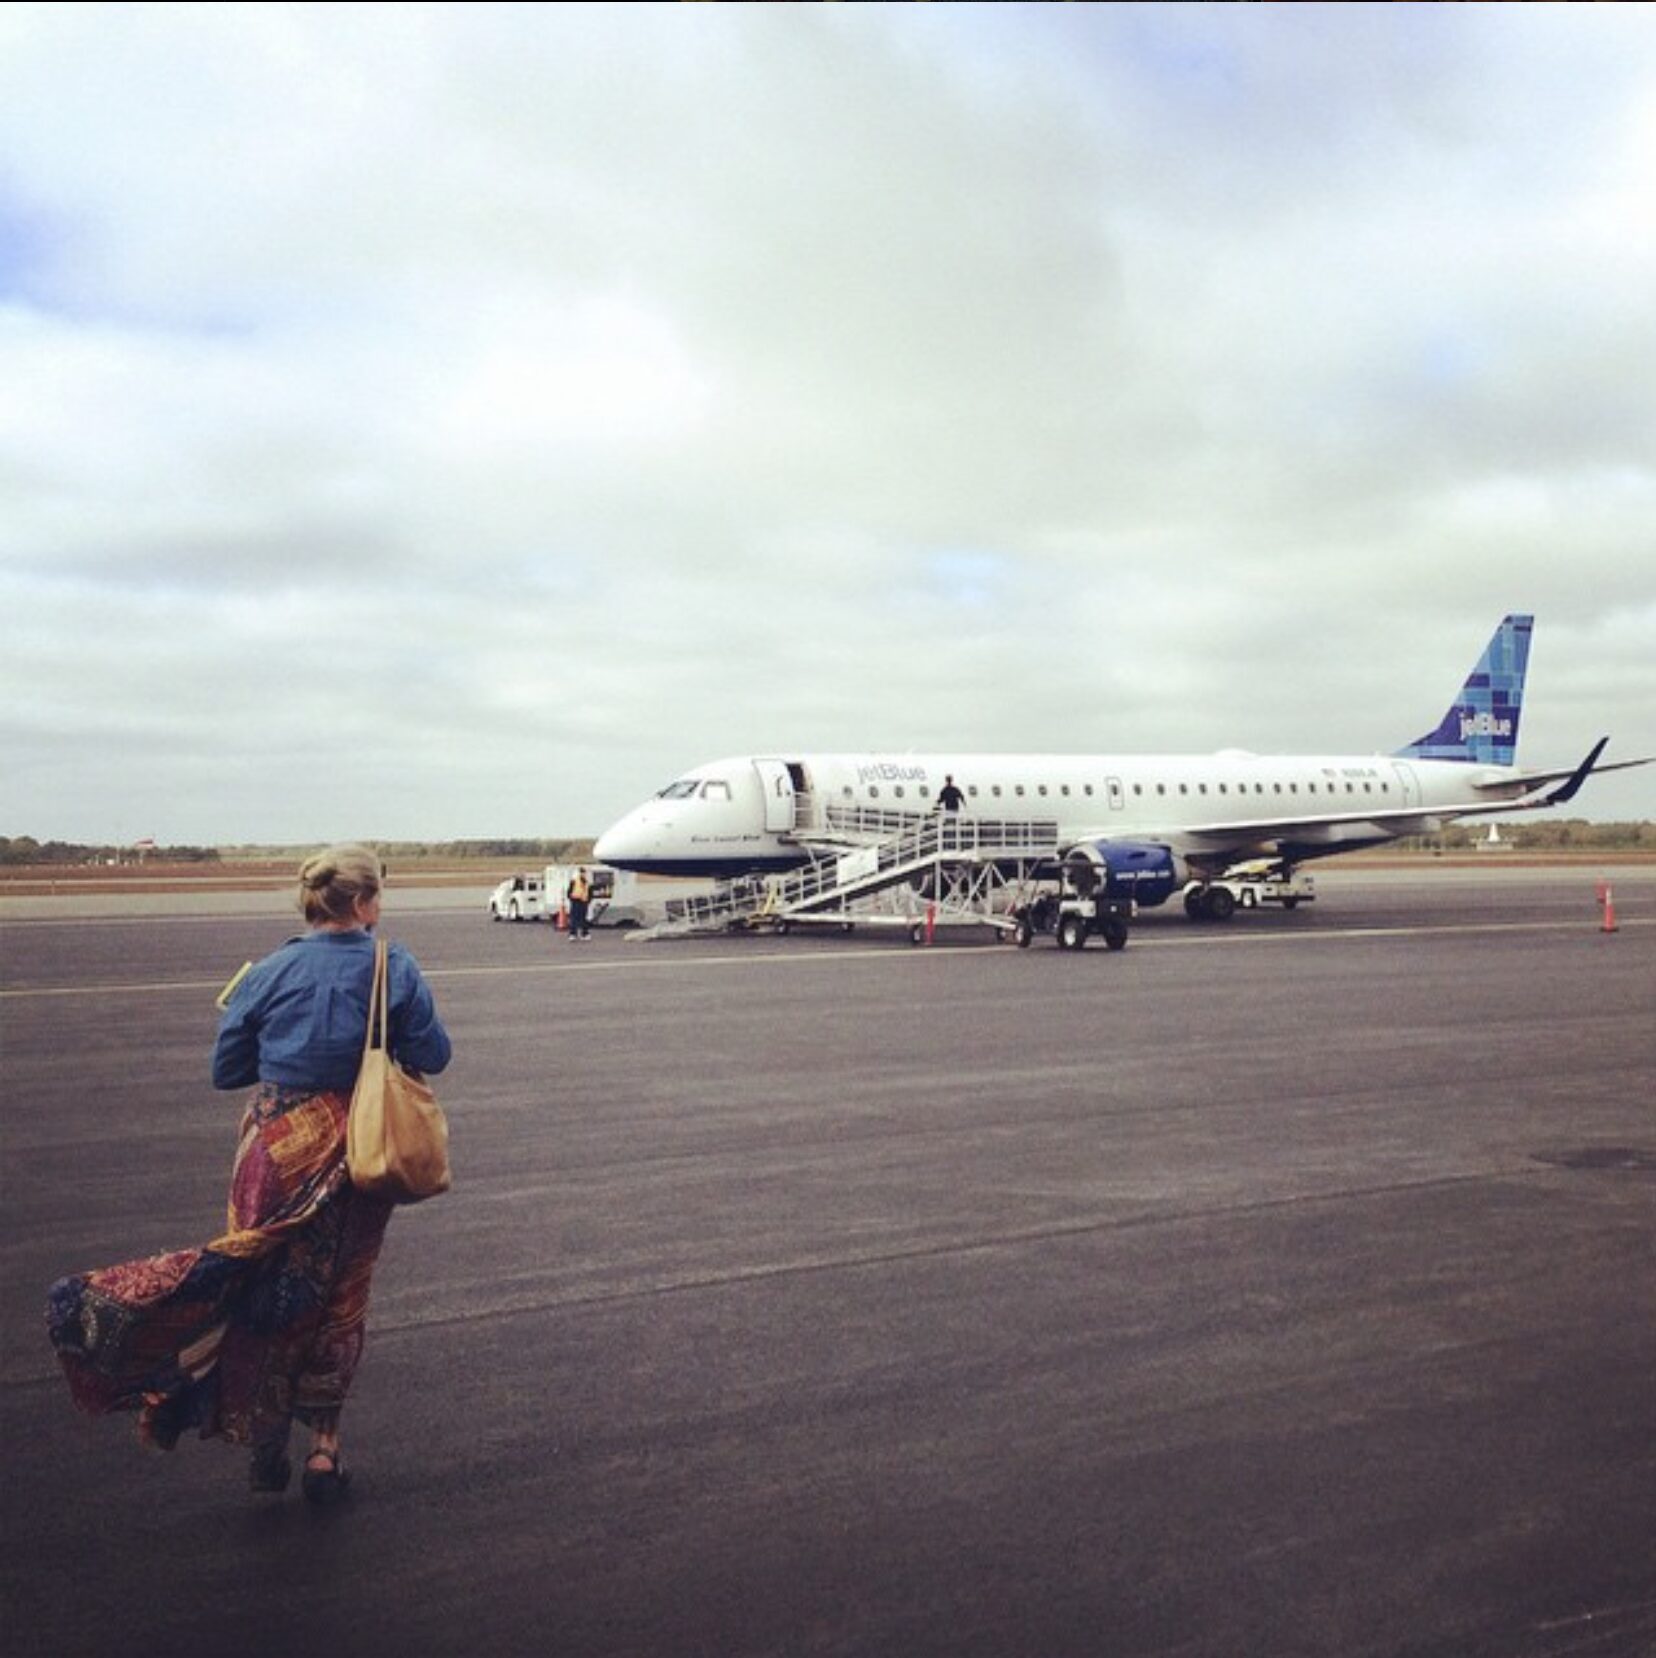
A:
[138,1392,190,1452]
[301,1447,353,1506]
[249,1443,292,1494]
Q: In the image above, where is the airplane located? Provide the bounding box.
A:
[593,614,1648,918]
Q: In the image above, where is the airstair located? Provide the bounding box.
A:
[638,809,1064,941]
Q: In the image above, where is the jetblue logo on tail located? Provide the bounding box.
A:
[1460,712,1513,742]
[1396,614,1531,766]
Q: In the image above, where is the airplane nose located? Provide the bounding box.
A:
[594,810,654,870]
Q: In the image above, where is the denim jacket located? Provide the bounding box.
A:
[212,929,452,1094]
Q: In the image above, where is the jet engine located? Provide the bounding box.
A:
[1062,841,1182,908]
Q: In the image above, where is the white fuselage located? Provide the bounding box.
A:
[593,751,1532,881]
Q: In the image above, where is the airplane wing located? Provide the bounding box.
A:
[1073,741,1651,866]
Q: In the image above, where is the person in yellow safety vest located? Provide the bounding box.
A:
[566,867,593,941]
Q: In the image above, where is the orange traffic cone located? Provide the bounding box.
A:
[555,905,568,932]
[925,901,937,945]
[1601,884,1619,934]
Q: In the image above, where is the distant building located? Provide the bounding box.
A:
[1477,824,1514,853]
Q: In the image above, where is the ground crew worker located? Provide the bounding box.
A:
[567,867,593,941]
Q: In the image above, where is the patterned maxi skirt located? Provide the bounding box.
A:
[46,1085,393,1454]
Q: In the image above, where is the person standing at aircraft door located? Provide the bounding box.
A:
[567,866,593,941]
[936,775,965,812]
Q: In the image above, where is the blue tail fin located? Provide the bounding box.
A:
[1395,614,1532,765]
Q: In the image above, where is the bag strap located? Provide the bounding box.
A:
[361,935,391,1059]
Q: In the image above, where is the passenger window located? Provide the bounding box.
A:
[1061,785,1072,797]
[1157,784,1167,796]
[992,785,1003,798]
[1179,784,1189,796]
[968,785,980,797]
[1085,784,1095,796]
[894,787,905,799]
[1015,785,1026,797]
[919,786,930,799]
[1038,785,1049,797]
[869,786,880,799]
[1199,783,1208,795]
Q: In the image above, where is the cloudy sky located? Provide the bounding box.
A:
[3,2,1653,845]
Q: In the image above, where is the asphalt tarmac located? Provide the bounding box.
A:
[3,869,1653,1658]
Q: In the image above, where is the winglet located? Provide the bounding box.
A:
[1537,737,1609,808]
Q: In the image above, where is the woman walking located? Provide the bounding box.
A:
[46,845,452,1503]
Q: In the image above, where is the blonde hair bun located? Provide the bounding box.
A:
[297,844,382,925]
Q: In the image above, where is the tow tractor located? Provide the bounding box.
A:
[1182,859,1315,922]
[1011,852,1134,951]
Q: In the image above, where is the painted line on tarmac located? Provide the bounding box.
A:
[1143,917,1649,946]
[0,914,1643,1000]
[0,903,474,928]
[0,1164,1500,1389]
[367,1166,1512,1340]
[433,915,1645,970]
[0,950,907,998]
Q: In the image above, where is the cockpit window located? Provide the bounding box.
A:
[657,780,701,800]
[700,780,732,801]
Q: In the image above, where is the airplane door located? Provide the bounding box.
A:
[1391,761,1422,809]
[753,759,796,833]
[1106,776,1126,811]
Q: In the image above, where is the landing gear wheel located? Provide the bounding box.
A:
[1100,916,1129,951]
[1058,914,1089,951]
[1184,888,1206,920]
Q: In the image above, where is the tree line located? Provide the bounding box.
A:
[1,838,222,866]
[1399,819,1653,852]
[2,837,595,866]
[215,839,598,863]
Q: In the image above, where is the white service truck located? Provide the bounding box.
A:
[489,865,619,924]
[488,865,720,929]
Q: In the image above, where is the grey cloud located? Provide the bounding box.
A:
[0,4,1652,841]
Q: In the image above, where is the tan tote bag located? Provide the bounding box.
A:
[346,936,452,1203]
